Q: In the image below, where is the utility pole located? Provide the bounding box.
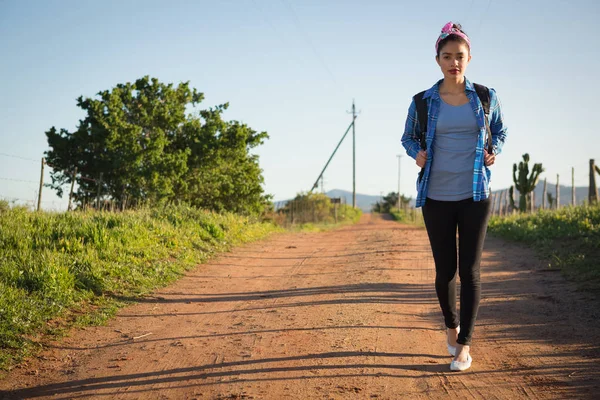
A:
[396,154,402,211]
[352,100,357,208]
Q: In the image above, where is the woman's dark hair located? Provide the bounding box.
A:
[436,23,470,57]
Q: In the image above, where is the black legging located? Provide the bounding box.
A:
[422,197,492,346]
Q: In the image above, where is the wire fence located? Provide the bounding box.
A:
[490,161,600,216]
[3,151,599,216]
[0,153,99,212]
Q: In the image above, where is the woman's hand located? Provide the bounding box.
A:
[416,150,427,168]
[484,150,496,166]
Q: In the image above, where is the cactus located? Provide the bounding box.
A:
[508,186,516,211]
[512,153,544,212]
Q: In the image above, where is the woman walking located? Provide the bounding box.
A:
[401,22,507,371]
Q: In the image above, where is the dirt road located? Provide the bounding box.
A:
[2,214,599,399]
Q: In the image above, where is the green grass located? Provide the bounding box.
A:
[390,209,425,227]
[488,205,600,293]
[289,206,363,232]
[0,206,280,370]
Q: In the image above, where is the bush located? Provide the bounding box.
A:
[275,192,362,226]
[0,200,9,213]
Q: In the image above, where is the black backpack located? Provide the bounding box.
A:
[413,83,493,154]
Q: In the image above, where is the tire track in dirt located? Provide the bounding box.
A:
[1,214,599,399]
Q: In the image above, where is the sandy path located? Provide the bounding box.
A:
[1,214,599,399]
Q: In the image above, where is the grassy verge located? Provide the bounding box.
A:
[390,209,425,227]
[0,206,280,370]
[488,205,600,293]
[287,207,363,232]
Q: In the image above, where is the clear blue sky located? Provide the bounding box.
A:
[1,0,598,210]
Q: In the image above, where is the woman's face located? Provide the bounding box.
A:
[436,41,471,81]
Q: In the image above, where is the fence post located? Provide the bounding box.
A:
[556,174,560,209]
[572,167,576,206]
[96,172,103,210]
[542,178,547,209]
[531,191,535,213]
[590,159,598,204]
[68,167,77,211]
[37,158,45,211]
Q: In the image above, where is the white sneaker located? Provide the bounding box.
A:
[450,354,472,371]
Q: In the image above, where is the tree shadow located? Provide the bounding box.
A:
[0,351,465,399]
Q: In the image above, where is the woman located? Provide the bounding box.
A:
[401,22,507,371]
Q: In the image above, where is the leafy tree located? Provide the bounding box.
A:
[45,76,270,214]
[372,192,411,213]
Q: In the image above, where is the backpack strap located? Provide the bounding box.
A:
[473,83,493,154]
[412,90,428,150]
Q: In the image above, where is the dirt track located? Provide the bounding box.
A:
[1,214,599,399]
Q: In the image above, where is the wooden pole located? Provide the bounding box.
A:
[37,158,45,211]
[498,191,503,217]
[572,167,576,206]
[68,167,77,211]
[96,172,103,210]
[590,159,598,204]
[542,178,547,209]
[556,174,560,209]
[352,101,356,208]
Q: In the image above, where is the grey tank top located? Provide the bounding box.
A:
[427,100,479,201]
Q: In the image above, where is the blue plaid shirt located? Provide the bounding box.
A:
[401,78,507,208]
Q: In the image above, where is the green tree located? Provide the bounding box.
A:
[45,76,270,214]
[373,192,411,213]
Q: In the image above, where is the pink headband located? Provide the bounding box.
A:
[435,22,471,53]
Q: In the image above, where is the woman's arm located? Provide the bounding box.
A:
[488,88,507,156]
[401,98,422,160]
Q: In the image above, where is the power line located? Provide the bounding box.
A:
[476,0,493,35]
[280,0,345,94]
[251,0,287,47]
[0,177,38,184]
[465,0,476,27]
[0,152,38,162]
